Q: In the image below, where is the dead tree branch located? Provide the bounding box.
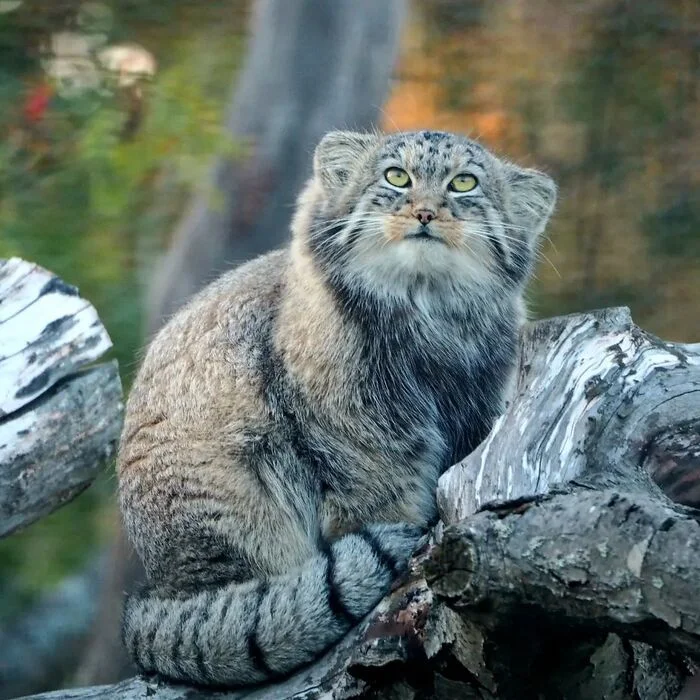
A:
[0,258,123,538]
[430,488,700,659]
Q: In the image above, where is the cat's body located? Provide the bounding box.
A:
[118,130,556,686]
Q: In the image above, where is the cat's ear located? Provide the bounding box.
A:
[505,164,557,238]
[314,131,378,194]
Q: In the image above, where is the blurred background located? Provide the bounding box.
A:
[0,0,698,695]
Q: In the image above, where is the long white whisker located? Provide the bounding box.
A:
[468,230,523,244]
[541,235,559,255]
[311,216,379,240]
[465,229,561,278]
[535,251,561,278]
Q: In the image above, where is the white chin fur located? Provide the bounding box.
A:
[346,238,496,303]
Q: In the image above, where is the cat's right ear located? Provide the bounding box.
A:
[314,131,378,194]
[504,164,557,239]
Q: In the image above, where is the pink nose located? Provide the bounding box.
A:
[415,209,435,225]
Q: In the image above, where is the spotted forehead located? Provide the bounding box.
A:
[378,131,489,179]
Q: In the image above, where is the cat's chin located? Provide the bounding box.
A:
[389,238,455,267]
[392,239,493,278]
[346,241,497,297]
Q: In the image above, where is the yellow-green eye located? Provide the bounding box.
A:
[448,173,479,193]
[384,167,411,188]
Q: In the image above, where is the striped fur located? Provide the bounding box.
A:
[118,130,556,687]
[122,524,421,684]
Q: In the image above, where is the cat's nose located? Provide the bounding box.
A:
[414,209,436,225]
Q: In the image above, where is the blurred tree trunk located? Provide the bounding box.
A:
[76,0,407,685]
[147,0,407,332]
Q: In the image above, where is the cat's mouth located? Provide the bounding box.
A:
[404,226,444,243]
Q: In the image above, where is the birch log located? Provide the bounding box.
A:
[14,307,700,700]
[426,306,700,699]
[437,306,700,522]
[0,258,123,537]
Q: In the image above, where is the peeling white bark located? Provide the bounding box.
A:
[438,307,700,523]
[0,258,112,416]
[0,258,122,537]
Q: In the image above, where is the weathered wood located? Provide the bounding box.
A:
[437,307,700,523]
[0,258,113,417]
[0,363,122,537]
[0,258,123,538]
[429,488,700,658]
[428,306,700,699]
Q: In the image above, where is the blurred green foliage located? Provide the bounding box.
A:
[0,0,245,612]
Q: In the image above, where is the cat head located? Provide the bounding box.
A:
[296,129,556,300]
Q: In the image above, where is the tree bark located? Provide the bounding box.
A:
[0,258,121,538]
[0,258,113,417]
[0,362,121,538]
[437,306,700,523]
[433,485,700,650]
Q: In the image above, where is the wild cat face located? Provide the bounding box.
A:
[301,130,556,299]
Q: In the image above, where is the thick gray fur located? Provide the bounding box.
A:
[117,129,556,687]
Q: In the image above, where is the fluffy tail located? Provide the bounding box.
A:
[121,523,424,687]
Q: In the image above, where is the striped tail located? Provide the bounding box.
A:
[121,523,424,686]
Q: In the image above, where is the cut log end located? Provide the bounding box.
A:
[0,258,123,539]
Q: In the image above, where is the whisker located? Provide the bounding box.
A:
[310,216,380,240]
[536,251,562,278]
[541,234,559,255]
[373,103,400,133]
[499,223,534,232]
[466,228,527,246]
[465,229,561,278]
[311,216,387,258]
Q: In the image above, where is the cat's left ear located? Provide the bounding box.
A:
[314,131,378,195]
[505,164,557,238]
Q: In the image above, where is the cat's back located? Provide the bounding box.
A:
[118,250,288,482]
